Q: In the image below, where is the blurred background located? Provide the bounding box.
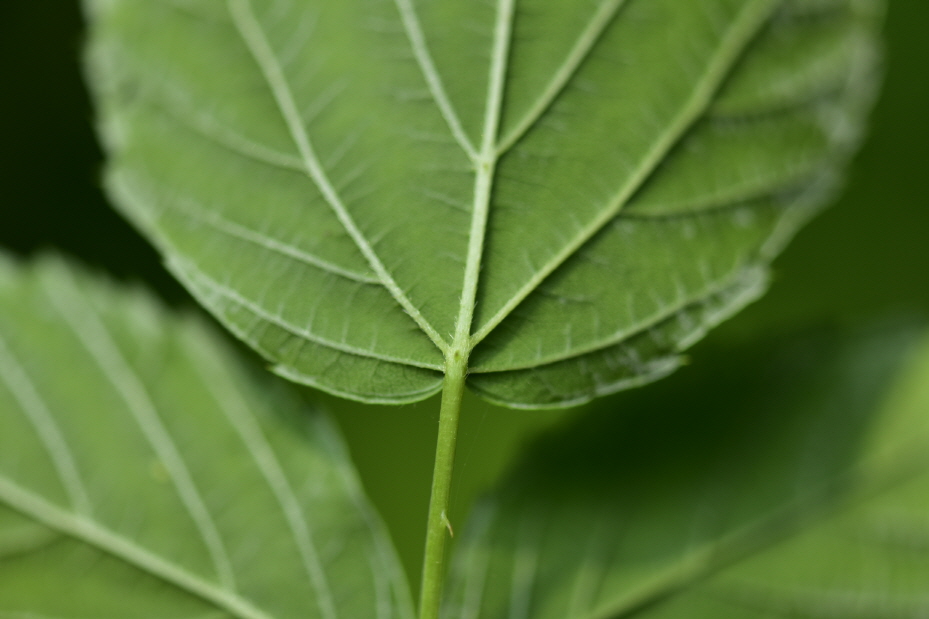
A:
[2,0,927,588]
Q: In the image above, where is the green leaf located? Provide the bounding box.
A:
[85,0,882,406]
[0,256,413,619]
[442,325,929,619]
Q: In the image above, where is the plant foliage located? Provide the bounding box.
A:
[86,0,880,406]
[3,0,924,617]
[0,257,411,619]
[2,259,929,618]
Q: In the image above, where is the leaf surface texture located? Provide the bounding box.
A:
[0,256,413,619]
[443,326,929,619]
[86,0,882,404]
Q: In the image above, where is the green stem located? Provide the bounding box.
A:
[419,349,467,619]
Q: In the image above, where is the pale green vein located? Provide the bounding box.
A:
[469,265,766,373]
[507,516,543,619]
[621,185,806,221]
[160,99,306,172]
[476,358,681,410]
[164,194,381,285]
[456,0,516,353]
[452,504,497,619]
[392,0,479,161]
[567,521,611,617]
[0,476,271,619]
[40,269,237,591]
[187,339,339,619]
[314,420,417,619]
[596,541,721,619]
[471,0,779,348]
[0,334,93,516]
[272,362,443,406]
[592,468,929,619]
[174,263,444,371]
[368,554,392,619]
[495,0,629,155]
[227,0,449,354]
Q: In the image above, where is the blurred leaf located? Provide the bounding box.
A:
[0,256,412,619]
[85,0,881,406]
[443,324,929,619]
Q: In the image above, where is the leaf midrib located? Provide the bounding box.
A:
[495,0,630,156]
[469,0,781,350]
[451,0,516,358]
[393,0,633,361]
[202,0,780,375]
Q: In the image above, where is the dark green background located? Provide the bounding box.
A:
[2,1,927,587]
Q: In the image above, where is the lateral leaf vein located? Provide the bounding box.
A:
[228,0,449,353]
[472,0,779,347]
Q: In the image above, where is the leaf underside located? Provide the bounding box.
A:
[0,256,413,619]
[86,0,881,405]
[444,326,929,619]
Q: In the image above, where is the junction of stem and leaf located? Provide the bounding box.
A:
[419,349,468,619]
[414,0,515,614]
